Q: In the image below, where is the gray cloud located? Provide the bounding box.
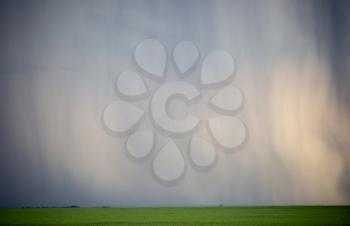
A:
[0,0,349,207]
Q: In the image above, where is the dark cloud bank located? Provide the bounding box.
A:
[0,0,349,207]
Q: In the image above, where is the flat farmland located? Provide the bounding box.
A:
[0,206,349,225]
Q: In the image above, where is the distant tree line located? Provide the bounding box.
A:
[20,205,112,208]
[21,205,80,208]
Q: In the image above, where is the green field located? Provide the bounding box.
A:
[0,206,349,226]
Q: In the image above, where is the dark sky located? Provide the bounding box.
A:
[0,0,349,207]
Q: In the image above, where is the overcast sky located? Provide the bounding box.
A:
[0,0,349,207]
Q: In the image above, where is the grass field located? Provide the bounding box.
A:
[0,206,349,225]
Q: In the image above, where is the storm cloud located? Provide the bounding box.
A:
[0,0,349,207]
